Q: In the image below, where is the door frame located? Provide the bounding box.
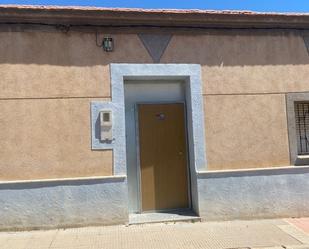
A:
[93,63,208,217]
[134,101,192,213]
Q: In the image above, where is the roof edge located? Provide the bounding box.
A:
[1,5,309,29]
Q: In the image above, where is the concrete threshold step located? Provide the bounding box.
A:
[129,209,201,225]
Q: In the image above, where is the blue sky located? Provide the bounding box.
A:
[1,0,309,13]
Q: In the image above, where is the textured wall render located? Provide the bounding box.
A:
[1,29,309,228]
[0,98,113,180]
[0,32,151,99]
[204,94,290,170]
[161,31,309,94]
[1,29,308,178]
[0,177,128,230]
[197,167,309,220]
[2,31,309,98]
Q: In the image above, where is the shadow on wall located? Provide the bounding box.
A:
[161,30,309,66]
[0,32,153,66]
[1,29,309,67]
[198,165,309,179]
[0,175,125,190]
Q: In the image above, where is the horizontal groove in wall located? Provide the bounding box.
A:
[203,91,309,96]
[0,175,127,186]
[197,165,309,179]
[3,92,309,99]
[3,92,308,99]
[0,96,111,101]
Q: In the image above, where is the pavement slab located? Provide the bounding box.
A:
[286,218,309,234]
[0,219,308,249]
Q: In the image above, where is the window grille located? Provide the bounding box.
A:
[295,102,309,155]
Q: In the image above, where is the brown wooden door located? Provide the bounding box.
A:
[138,103,189,212]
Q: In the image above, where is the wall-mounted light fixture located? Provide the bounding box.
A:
[96,33,114,52]
[102,37,114,52]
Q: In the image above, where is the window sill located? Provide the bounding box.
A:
[295,155,309,165]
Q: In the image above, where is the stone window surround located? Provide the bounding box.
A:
[286,92,309,165]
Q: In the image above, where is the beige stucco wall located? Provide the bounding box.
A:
[0,32,152,99]
[0,31,151,180]
[1,29,309,179]
[0,98,113,180]
[161,31,309,94]
[203,94,290,170]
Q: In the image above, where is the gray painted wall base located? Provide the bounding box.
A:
[0,177,128,231]
[197,167,309,221]
[1,167,309,230]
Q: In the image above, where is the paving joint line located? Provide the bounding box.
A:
[48,229,59,249]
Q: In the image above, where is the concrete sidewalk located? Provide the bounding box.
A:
[1,218,309,249]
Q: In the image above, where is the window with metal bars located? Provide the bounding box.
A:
[295,102,309,155]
